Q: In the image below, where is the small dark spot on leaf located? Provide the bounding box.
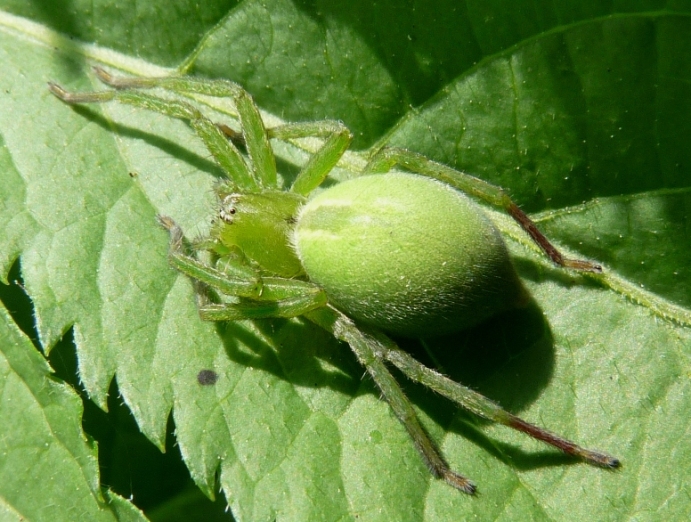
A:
[197,369,218,385]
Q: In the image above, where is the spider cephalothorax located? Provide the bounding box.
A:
[50,68,619,494]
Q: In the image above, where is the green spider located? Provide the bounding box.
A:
[49,68,620,494]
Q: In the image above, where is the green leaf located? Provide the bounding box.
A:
[1,2,690,521]
[0,302,147,521]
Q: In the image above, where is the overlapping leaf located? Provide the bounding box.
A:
[1,1,690,521]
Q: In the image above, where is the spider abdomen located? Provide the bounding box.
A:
[294,172,527,337]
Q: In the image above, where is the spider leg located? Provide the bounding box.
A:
[157,215,262,297]
[198,289,327,321]
[48,73,262,191]
[218,120,352,195]
[92,67,279,190]
[51,69,353,196]
[307,306,477,495]
[378,336,620,468]
[268,122,352,195]
[364,147,602,273]
[158,215,327,319]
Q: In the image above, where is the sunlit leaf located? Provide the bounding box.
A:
[1,2,690,521]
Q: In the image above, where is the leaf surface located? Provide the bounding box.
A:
[0,302,147,521]
[1,2,690,521]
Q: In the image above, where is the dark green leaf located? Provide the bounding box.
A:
[1,2,690,520]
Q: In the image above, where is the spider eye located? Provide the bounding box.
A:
[220,208,236,223]
[220,195,240,223]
